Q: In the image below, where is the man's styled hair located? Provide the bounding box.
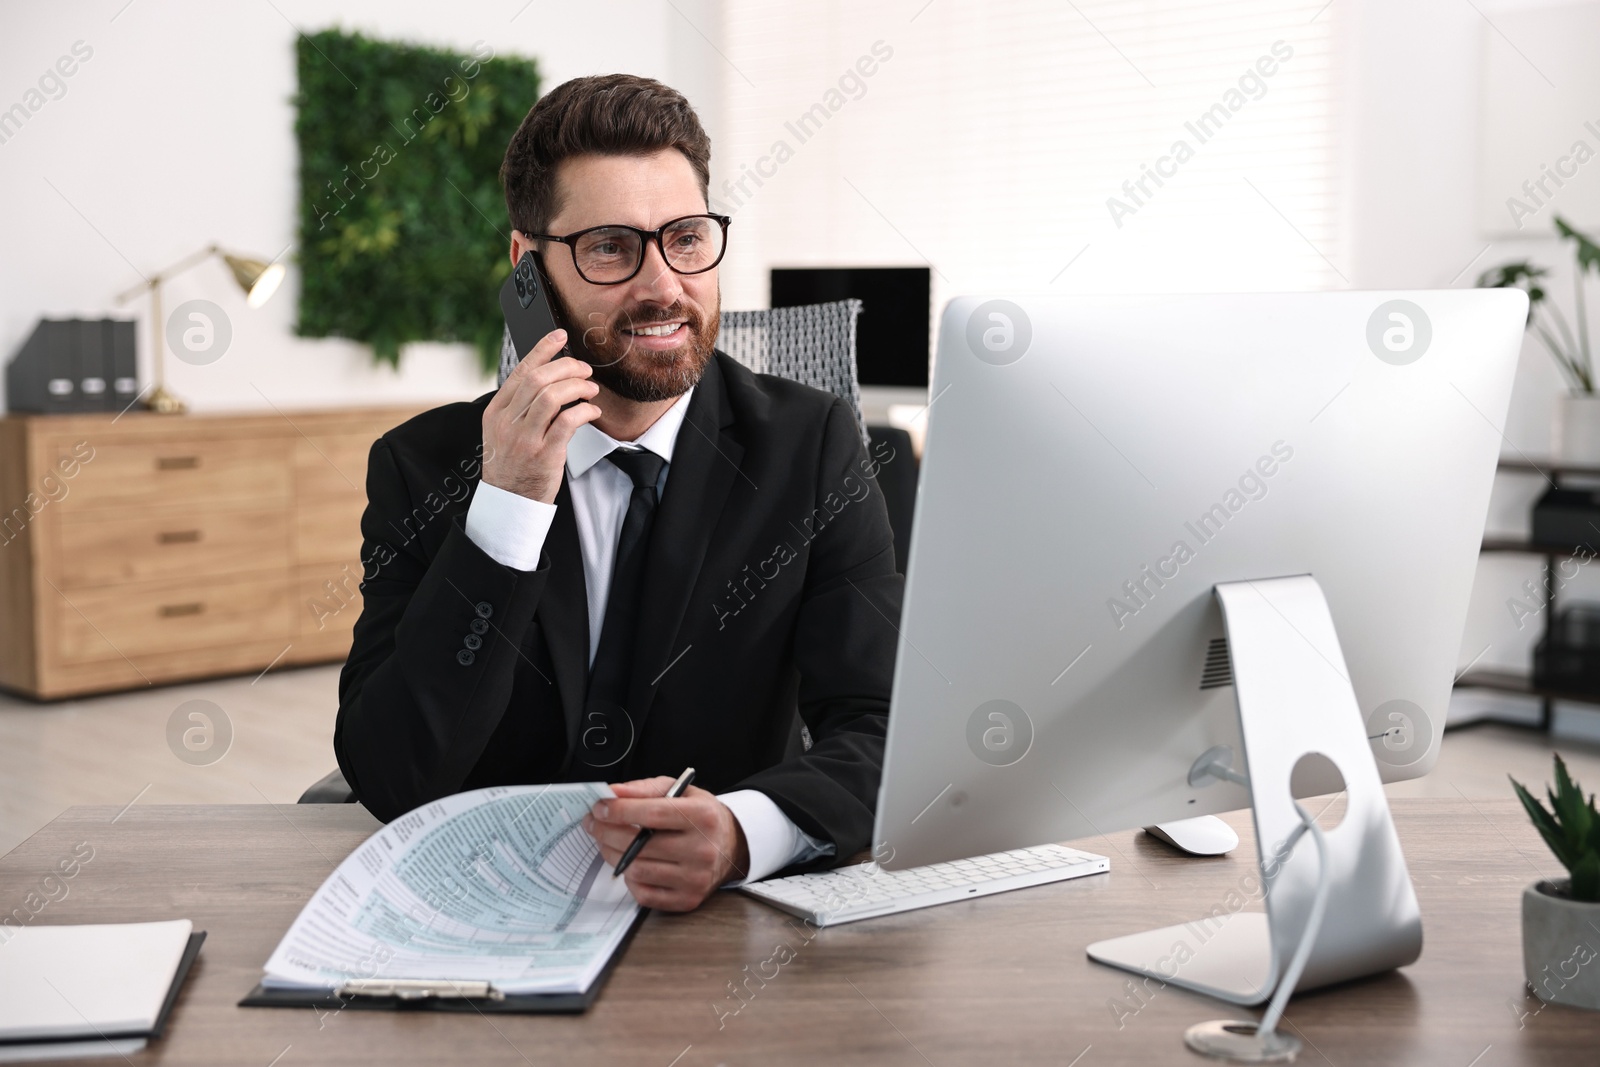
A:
[500,74,712,236]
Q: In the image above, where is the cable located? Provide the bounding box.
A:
[1186,751,1334,1042]
[1256,799,1331,1038]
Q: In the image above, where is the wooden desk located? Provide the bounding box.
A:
[1,799,1593,1065]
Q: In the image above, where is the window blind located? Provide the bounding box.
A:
[712,0,1343,334]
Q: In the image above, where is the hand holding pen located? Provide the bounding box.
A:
[583,768,753,912]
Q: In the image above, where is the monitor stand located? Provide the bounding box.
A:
[1087,575,1422,1031]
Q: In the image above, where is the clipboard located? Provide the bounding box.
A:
[236,910,646,1015]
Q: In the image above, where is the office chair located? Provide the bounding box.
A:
[300,301,900,805]
[298,768,354,804]
[709,299,871,447]
[702,300,914,571]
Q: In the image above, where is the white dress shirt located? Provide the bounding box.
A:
[464,386,833,884]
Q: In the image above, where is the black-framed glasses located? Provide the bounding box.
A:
[530,213,731,285]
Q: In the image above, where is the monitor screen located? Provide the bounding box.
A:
[770,267,930,388]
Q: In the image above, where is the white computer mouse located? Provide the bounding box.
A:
[1142,815,1239,856]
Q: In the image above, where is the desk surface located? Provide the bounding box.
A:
[1,798,1593,1066]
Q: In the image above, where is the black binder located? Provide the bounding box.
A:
[72,319,111,412]
[237,909,646,1015]
[5,318,140,414]
[110,318,139,408]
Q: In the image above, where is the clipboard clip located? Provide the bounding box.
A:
[335,978,506,1001]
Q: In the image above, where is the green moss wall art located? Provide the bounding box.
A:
[294,30,540,373]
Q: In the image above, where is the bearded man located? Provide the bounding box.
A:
[334,74,904,912]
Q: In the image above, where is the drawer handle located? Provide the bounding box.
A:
[159,602,204,618]
[157,456,200,471]
[158,529,202,545]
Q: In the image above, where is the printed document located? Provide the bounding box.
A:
[260,784,638,995]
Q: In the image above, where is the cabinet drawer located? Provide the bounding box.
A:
[53,437,290,513]
[295,496,366,565]
[56,572,294,664]
[55,507,289,589]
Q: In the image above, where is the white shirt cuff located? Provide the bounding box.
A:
[718,788,835,886]
[463,481,557,572]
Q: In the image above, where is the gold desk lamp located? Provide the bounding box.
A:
[114,244,286,414]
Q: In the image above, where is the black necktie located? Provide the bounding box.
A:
[579,447,667,770]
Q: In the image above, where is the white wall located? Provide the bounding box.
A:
[0,0,723,413]
[7,0,1594,726]
[711,0,1345,336]
[1342,0,1600,730]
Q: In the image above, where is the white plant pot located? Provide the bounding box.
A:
[1523,880,1600,1010]
[1557,394,1600,466]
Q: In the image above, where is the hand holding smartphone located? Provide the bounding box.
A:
[482,252,601,504]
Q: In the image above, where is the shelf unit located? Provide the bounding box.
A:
[1454,458,1600,730]
[0,406,423,699]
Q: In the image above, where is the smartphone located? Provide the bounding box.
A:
[499,251,567,367]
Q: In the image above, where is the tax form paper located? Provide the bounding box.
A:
[254,785,640,1002]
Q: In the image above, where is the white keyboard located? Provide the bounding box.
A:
[739,842,1109,926]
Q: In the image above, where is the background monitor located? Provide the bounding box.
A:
[770,267,930,388]
[873,290,1527,870]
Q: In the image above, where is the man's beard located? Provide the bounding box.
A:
[547,283,718,403]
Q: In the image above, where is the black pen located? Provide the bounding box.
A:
[611,767,695,878]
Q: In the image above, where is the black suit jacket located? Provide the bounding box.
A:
[335,353,904,869]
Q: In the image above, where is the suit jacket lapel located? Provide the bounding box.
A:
[625,354,744,748]
[538,477,590,776]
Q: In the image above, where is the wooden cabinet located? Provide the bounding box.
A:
[0,406,424,699]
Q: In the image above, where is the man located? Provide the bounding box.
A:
[334,74,904,912]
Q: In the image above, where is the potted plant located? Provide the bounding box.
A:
[1510,754,1600,1010]
[1480,216,1600,464]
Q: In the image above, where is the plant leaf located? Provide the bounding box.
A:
[1571,851,1600,903]
[1477,261,1549,327]
[1556,216,1600,275]
[293,29,541,372]
[1477,260,1547,289]
[1513,773,1576,869]
[1552,754,1594,856]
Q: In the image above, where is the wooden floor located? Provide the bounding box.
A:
[1,666,1599,857]
[0,665,342,857]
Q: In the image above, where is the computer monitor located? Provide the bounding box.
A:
[770,267,930,387]
[873,290,1527,872]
